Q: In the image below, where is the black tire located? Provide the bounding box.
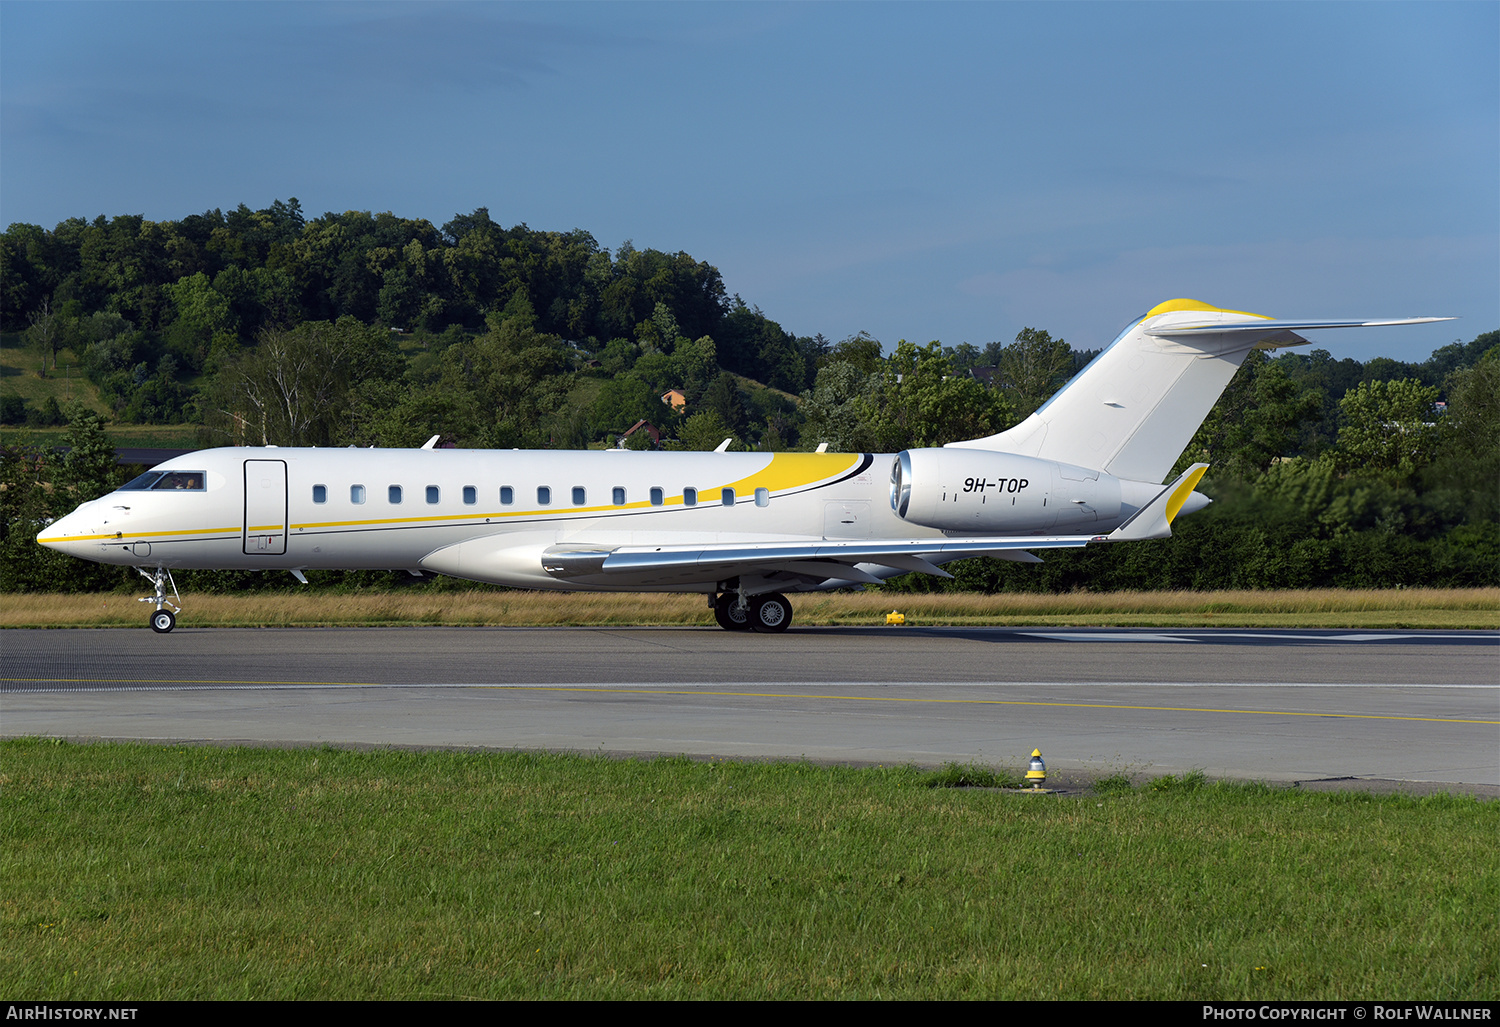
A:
[750,593,792,633]
[150,609,176,634]
[714,594,751,631]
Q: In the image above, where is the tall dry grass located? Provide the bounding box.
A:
[2,587,1496,629]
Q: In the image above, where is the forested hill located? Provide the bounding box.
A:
[2,199,1497,592]
[1,200,810,391]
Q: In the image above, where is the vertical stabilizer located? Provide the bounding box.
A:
[948,300,1301,484]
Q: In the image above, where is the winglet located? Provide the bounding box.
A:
[1106,464,1209,542]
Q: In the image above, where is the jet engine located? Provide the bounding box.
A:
[890,448,1123,533]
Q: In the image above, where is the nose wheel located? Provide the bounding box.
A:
[137,565,182,633]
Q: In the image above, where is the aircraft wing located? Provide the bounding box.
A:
[536,465,1209,588]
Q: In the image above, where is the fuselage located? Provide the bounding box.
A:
[37,445,1166,593]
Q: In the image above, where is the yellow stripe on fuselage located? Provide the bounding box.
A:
[57,452,869,544]
[717,452,863,498]
[48,525,241,543]
[286,452,862,529]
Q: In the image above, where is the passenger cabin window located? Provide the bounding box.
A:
[500,486,514,505]
[755,487,770,508]
[351,485,366,505]
[721,488,735,506]
[683,488,697,507]
[612,487,626,505]
[312,485,327,504]
[426,486,440,504]
[537,486,551,505]
[388,485,403,504]
[650,487,664,506]
[572,486,586,505]
[463,486,477,505]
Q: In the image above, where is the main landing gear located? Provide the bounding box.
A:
[137,565,182,633]
[713,590,792,633]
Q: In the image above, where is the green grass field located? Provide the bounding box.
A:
[0,333,200,447]
[0,334,109,415]
[1,740,1494,999]
[4,587,1497,629]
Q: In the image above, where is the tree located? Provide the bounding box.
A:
[0,394,24,425]
[58,402,123,500]
[676,410,735,451]
[830,332,883,374]
[672,334,718,404]
[1421,350,1500,523]
[996,327,1072,419]
[636,301,684,355]
[26,298,58,376]
[800,360,877,453]
[701,372,746,435]
[438,308,575,449]
[592,375,658,435]
[1441,350,1500,459]
[1175,351,1322,480]
[857,341,1012,452]
[1335,378,1441,484]
[165,272,237,371]
[203,317,401,447]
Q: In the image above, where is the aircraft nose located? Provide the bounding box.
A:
[36,511,94,555]
[36,518,67,549]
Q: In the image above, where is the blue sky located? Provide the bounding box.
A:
[2,1,1494,362]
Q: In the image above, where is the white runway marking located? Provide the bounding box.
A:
[1021,632,1191,643]
[1018,631,1496,643]
[6,679,1496,692]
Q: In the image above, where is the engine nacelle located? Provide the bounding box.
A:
[890,448,1123,533]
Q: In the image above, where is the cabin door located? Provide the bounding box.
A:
[243,459,288,555]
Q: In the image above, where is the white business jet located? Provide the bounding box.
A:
[38,300,1449,633]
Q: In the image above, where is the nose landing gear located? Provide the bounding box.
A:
[137,566,182,633]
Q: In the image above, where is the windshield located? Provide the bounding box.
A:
[118,470,205,491]
[119,471,165,490]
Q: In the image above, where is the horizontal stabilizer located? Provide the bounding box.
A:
[1149,317,1452,337]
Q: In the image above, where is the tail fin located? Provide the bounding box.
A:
[948,299,1451,484]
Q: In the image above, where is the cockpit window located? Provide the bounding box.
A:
[150,472,205,491]
[119,471,166,491]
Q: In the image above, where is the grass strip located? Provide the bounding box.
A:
[1,740,1494,999]
[3,587,1498,629]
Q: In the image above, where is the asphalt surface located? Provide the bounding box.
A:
[4,626,1497,792]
